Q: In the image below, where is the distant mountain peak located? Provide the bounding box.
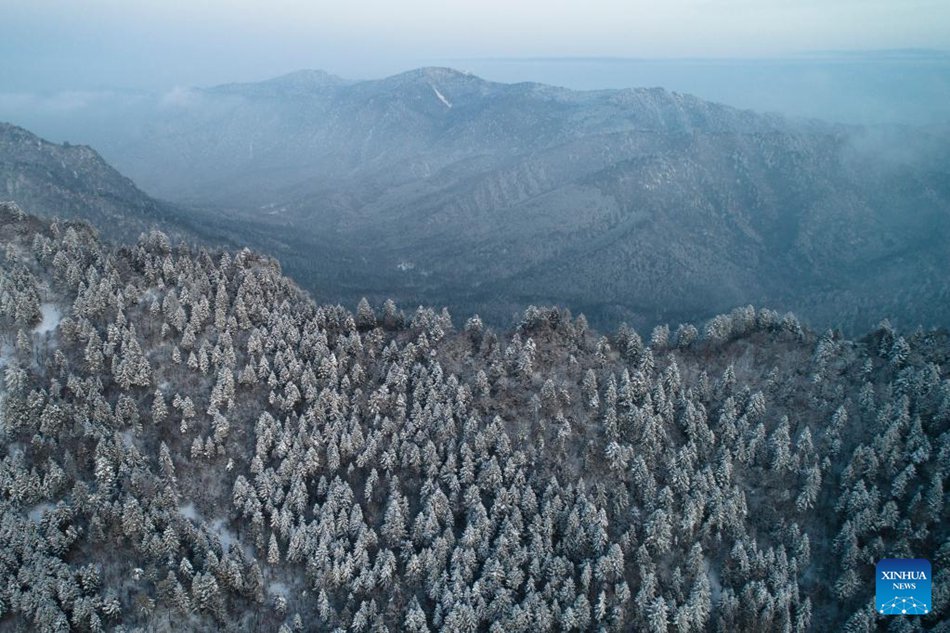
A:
[412,66,475,79]
[208,69,349,96]
[263,68,349,87]
[381,66,485,87]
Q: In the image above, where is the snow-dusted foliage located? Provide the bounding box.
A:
[0,204,947,631]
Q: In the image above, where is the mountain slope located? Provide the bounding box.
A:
[0,122,199,243]
[0,206,947,631]
[96,69,950,332]
[109,68,794,204]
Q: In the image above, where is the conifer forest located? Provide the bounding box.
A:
[0,202,946,631]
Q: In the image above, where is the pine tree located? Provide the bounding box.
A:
[356,297,376,330]
[647,596,669,633]
[582,369,599,411]
[268,533,281,565]
[152,390,168,424]
[770,417,793,472]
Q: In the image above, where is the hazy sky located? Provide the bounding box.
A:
[1,0,949,90]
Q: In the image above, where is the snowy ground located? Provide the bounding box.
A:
[178,503,199,521]
[27,502,55,523]
[0,303,61,417]
[178,503,249,556]
[33,303,61,335]
[267,581,289,597]
[119,430,136,448]
[210,518,245,555]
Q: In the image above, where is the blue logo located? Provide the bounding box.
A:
[876,559,931,615]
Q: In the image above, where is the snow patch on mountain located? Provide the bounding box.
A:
[431,85,452,108]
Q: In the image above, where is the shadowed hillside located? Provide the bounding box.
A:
[90,69,950,333]
[0,123,221,245]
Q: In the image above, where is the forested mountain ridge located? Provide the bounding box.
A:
[84,68,950,333]
[0,203,947,631]
[0,123,216,246]
[115,67,795,203]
